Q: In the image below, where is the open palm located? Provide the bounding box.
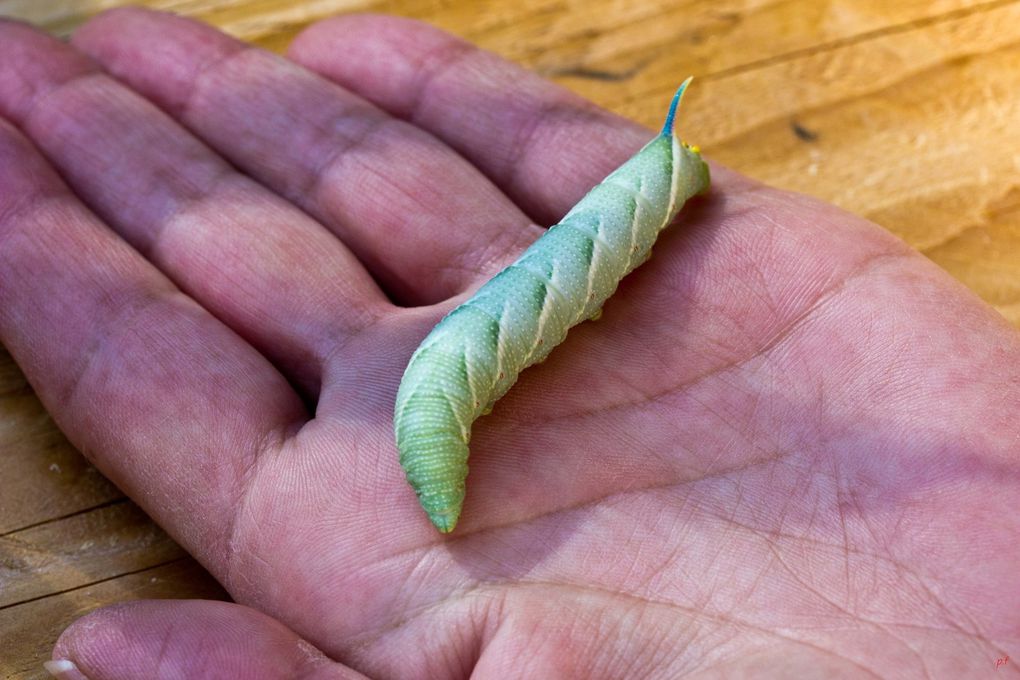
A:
[1,9,1017,679]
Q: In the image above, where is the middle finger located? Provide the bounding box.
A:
[73,7,544,307]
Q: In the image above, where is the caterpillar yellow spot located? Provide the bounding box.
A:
[394,79,710,533]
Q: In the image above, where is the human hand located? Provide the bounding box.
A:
[1,9,1017,679]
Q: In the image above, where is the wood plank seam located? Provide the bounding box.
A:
[0,497,127,539]
[0,556,187,612]
[699,0,1020,83]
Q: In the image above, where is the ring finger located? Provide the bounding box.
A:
[0,20,387,395]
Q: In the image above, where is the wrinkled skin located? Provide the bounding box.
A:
[1,9,1018,680]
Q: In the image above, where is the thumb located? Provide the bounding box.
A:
[45,599,369,680]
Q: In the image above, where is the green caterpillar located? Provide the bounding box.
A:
[394,79,710,532]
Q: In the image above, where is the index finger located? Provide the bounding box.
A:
[287,15,757,226]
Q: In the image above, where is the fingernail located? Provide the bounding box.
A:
[43,659,87,679]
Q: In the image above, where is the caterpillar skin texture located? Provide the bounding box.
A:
[394,80,710,533]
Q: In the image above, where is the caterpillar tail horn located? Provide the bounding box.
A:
[660,75,693,137]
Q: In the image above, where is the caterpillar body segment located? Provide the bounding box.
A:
[394,80,710,532]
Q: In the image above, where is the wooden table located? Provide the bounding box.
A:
[1,1,1017,677]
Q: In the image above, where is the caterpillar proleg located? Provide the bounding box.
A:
[394,80,710,532]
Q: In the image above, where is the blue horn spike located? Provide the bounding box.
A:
[661,76,694,137]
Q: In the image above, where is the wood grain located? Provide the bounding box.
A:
[1,0,1017,677]
[0,500,185,608]
[0,357,121,536]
